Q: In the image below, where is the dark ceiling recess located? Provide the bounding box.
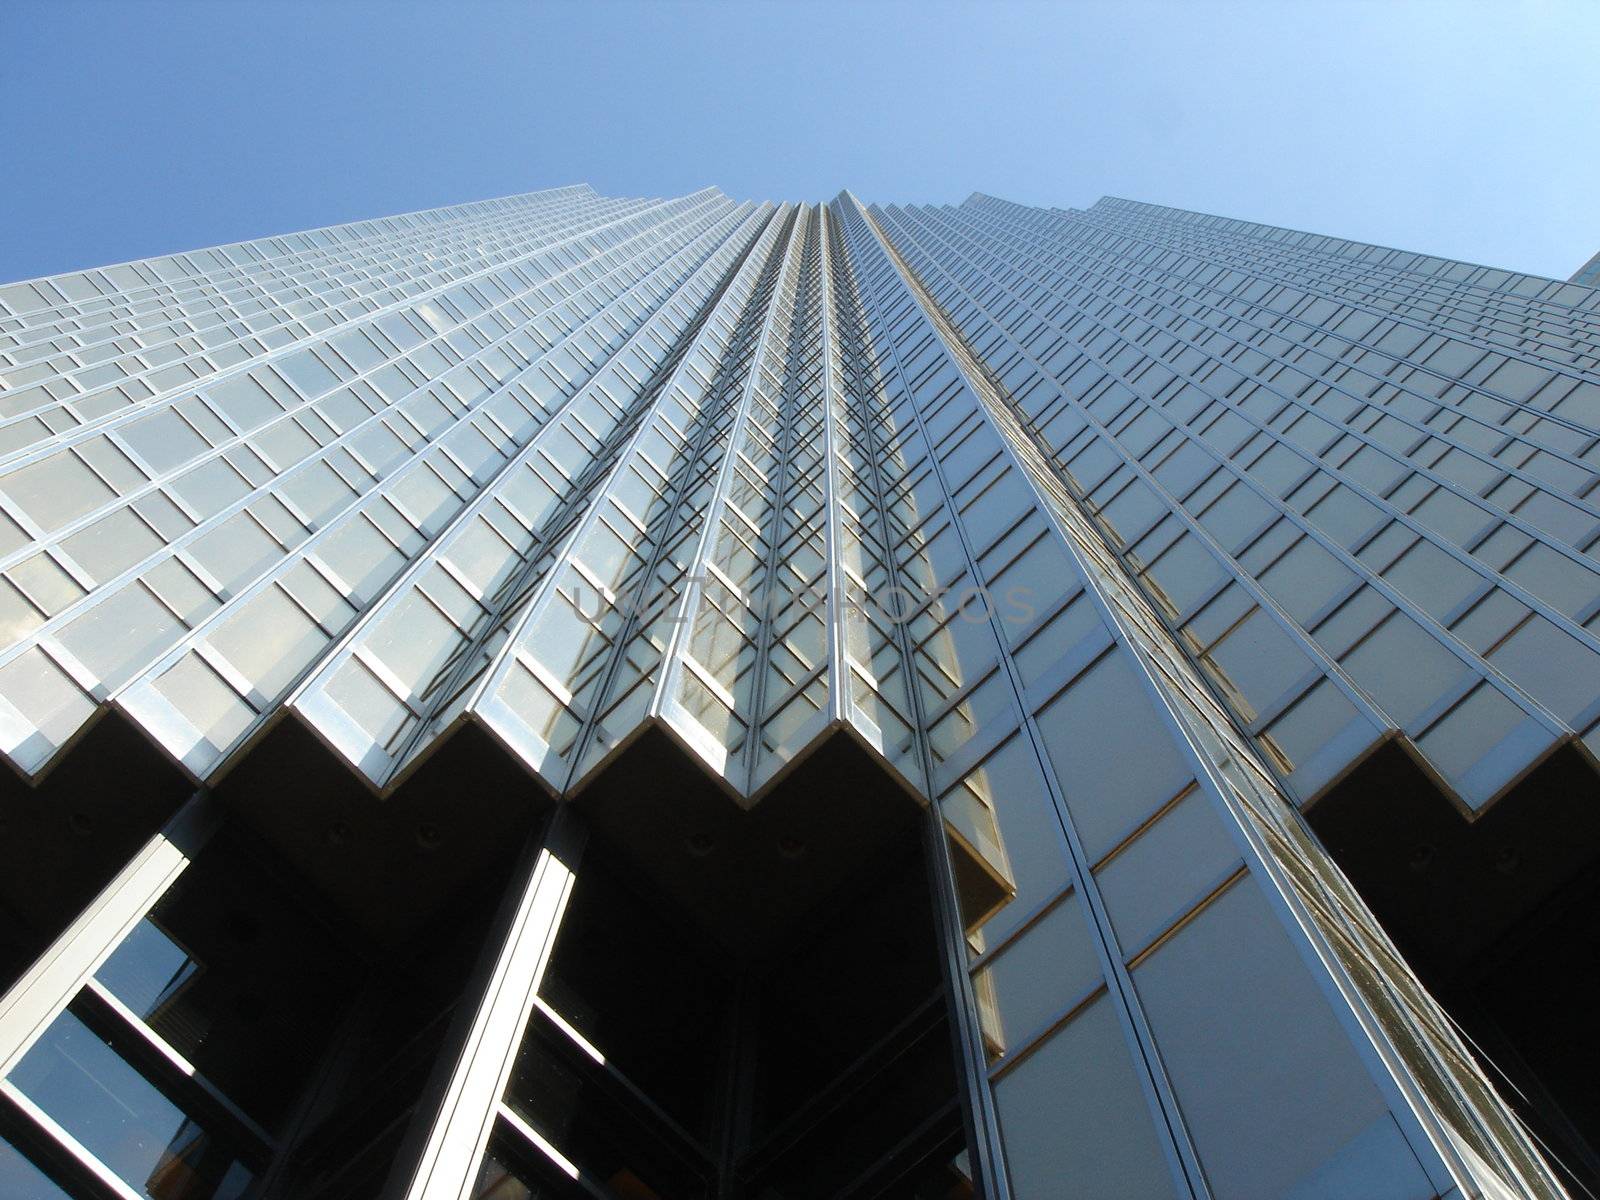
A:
[1309,740,1600,1193]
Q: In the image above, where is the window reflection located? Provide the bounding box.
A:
[471,1152,536,1200]
[974,894,1100,1062]
[992,995,1178,1200]
[0,1134,73,1200]
[9,1010,254,1200]
[96,918,202,1022]
[470,1136,581,1200]
[93,826,358,1127]
[505,1017,708,1199]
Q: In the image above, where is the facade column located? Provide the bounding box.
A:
[388,804,587,1200]
[0,791,219,1077]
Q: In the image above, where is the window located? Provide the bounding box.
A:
[1034,649,1192,860]
[993,994,1179,1199]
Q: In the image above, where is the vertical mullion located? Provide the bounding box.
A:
[391,806,586,1200]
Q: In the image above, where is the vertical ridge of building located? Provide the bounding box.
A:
[841,190,1567,1198]
[283,200,779,792]
[0,183,1595,1200]
[460,203,793,793]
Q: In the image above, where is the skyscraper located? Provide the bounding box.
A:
[1571,250,1600,289]
[0,183,1596,1199]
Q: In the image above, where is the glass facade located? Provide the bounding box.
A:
[1571,250,1600,289]
[2,185,1598,1198]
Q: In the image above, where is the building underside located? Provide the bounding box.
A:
[2,185,1599,1198]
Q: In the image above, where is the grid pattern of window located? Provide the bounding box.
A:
[881,193,1600,812]
[3,184,1594,1199]
[1571,249,1600,290]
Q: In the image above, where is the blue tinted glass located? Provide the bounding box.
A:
[95,919,201,1020]
[0,1137,72,1200]
[9,1010,250,1200]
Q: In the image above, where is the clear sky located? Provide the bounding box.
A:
[3,0,1598,285]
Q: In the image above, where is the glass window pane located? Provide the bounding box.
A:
[1140,532,1226,619]
[1132,876,1426,1199]
[1096,788,1243,955]
[0,1136,73,1200]
[948,735,1073,952]
[1416,684,1526,784]
[1261,679,1365,773]
[89,826,360,1128]
[1200,606,1309,721]
[95,919,201,1019]
[1034,649,1191,861]
[1488,614,1600,723]
[9,1009,253,1200]
[470,1133,582,1200]
[1341,611,1468,727]
[504,1017,709,1198]
[994,994,1179,1199]
[975,893,1101,1061]
[1258,535,1355,625]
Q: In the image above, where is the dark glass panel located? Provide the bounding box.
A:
[537,855,730,1140]
[470,1131,585,1199]
[90,826,359,1128]
[505,1015,709,1200]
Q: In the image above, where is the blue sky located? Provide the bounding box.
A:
[3,0,1598,284]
